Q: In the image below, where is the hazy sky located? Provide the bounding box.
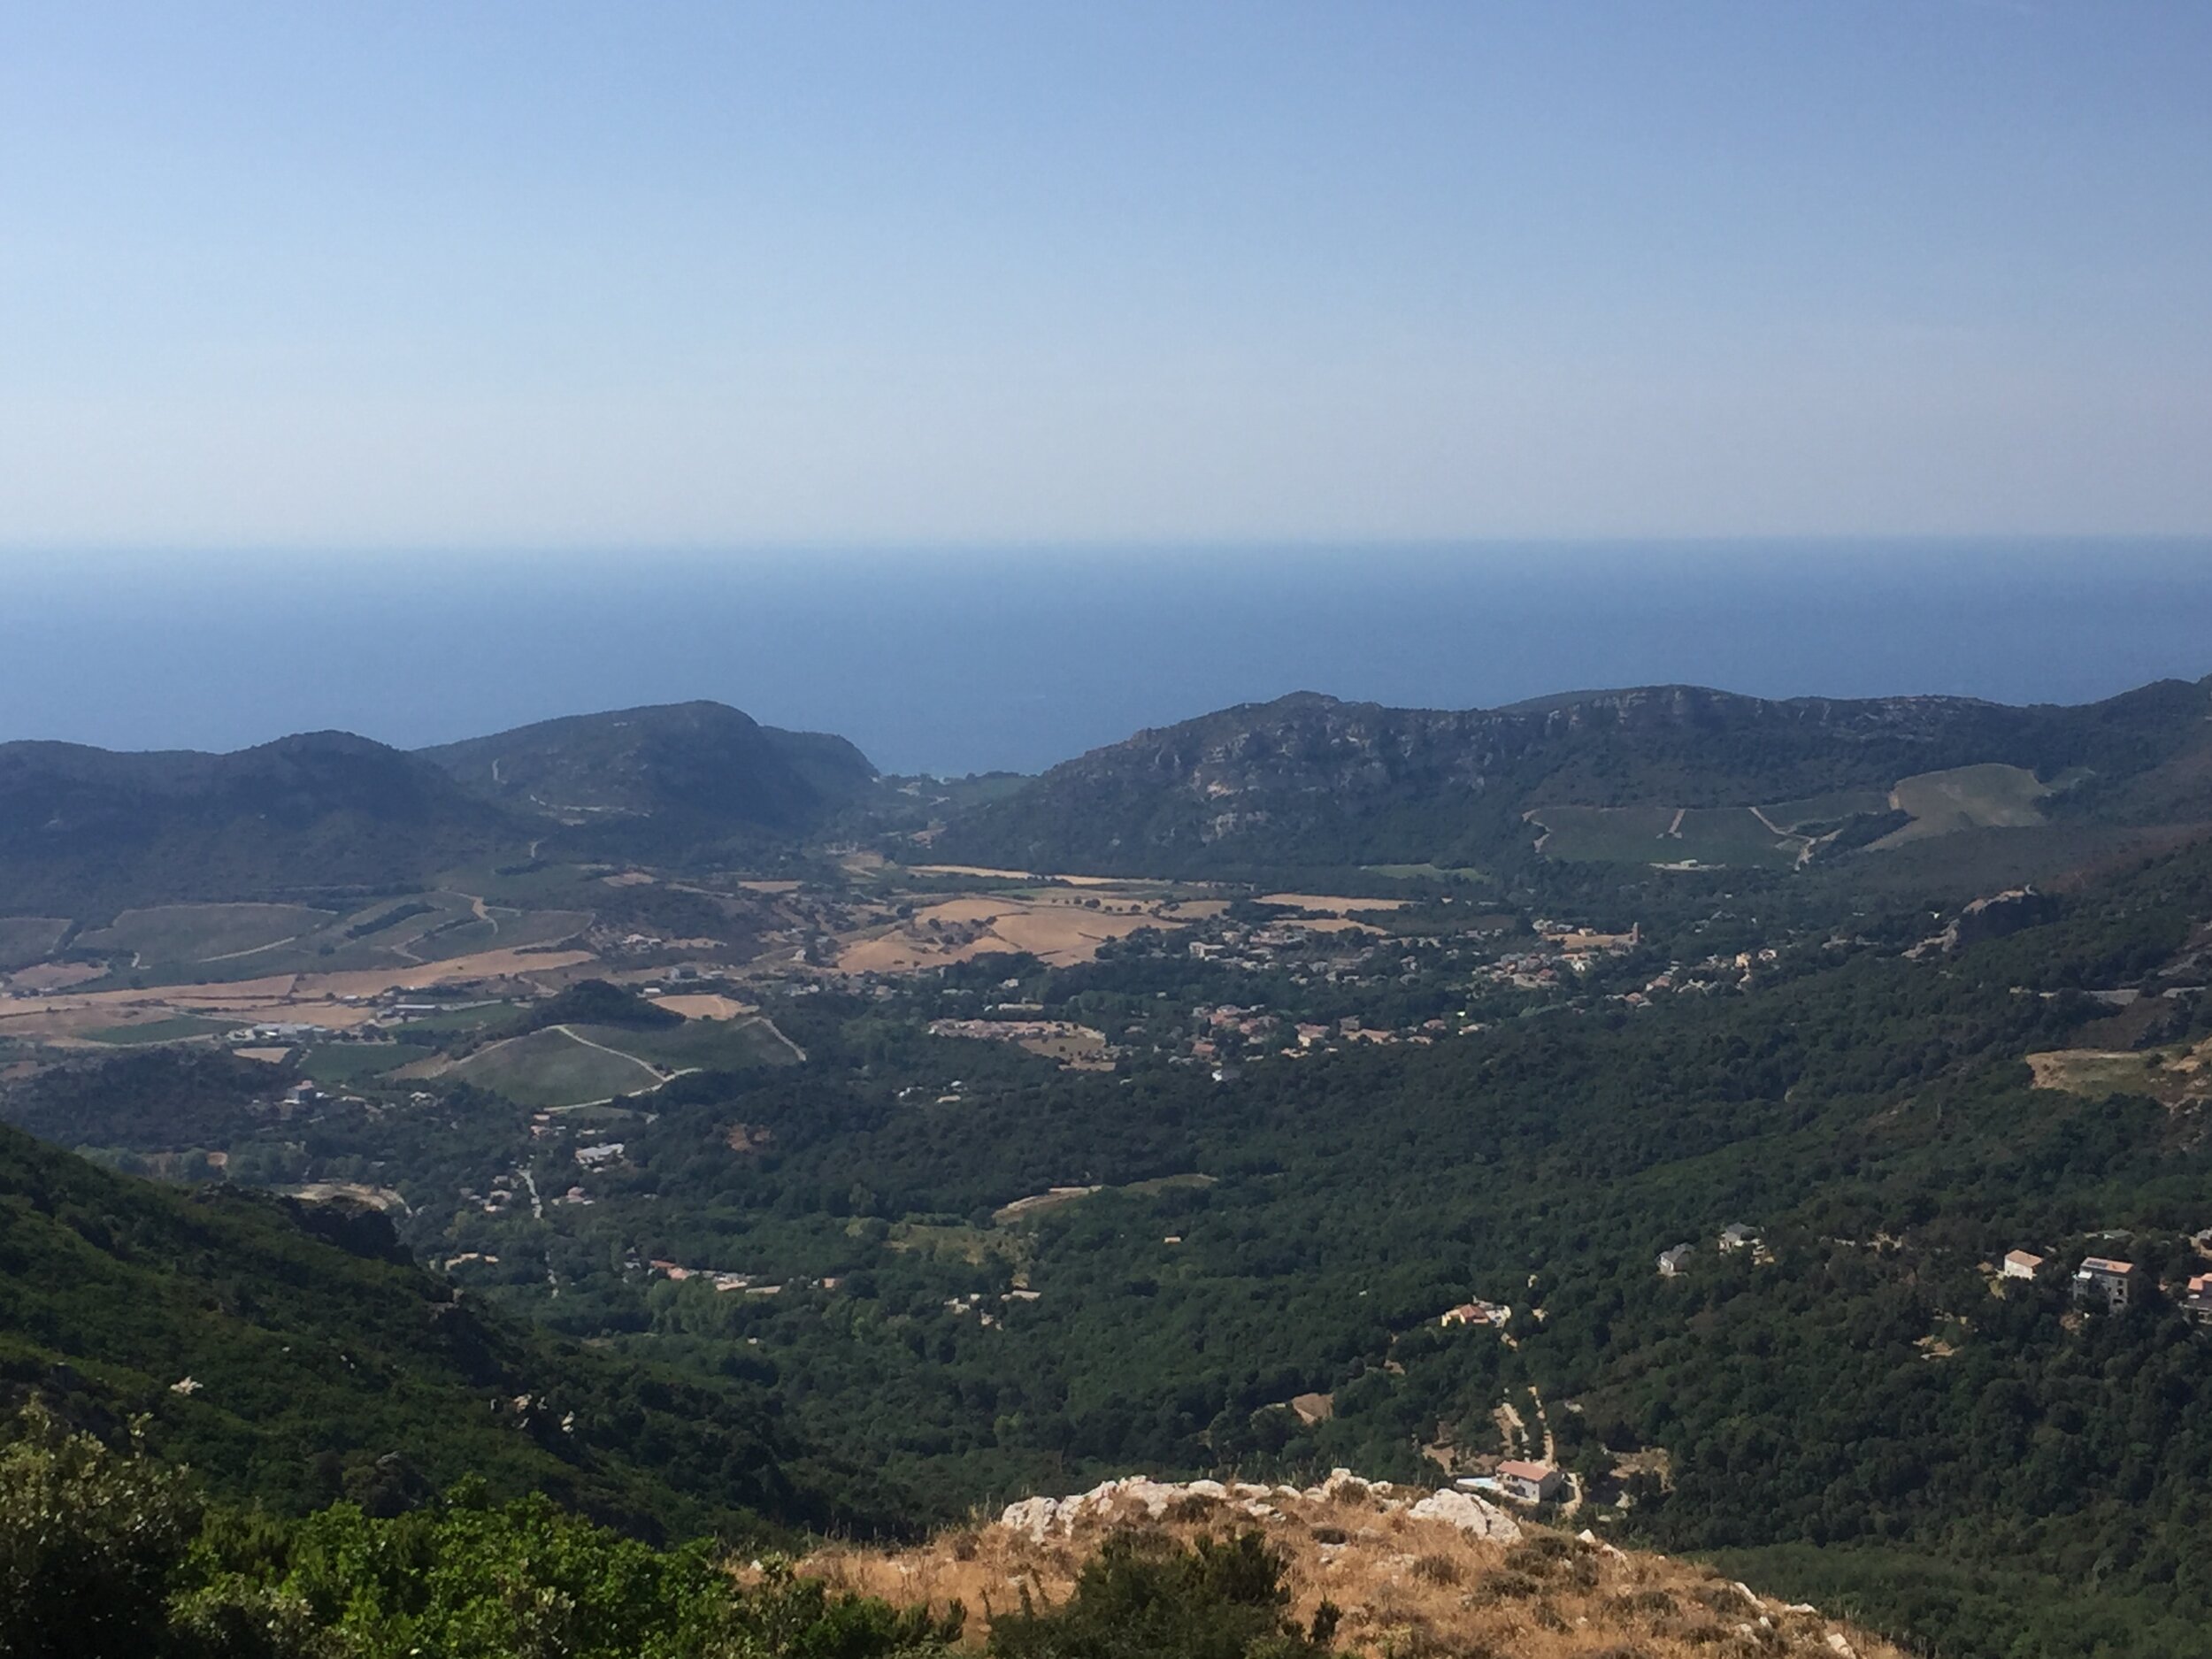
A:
[3,4,2208,547]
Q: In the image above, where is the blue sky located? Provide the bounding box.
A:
[2,3,2207,547]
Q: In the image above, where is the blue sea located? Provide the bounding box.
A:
[6,541,2210,776]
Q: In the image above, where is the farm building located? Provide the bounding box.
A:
[1495,1460,1564,1504]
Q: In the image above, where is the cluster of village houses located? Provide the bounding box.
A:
[1650,1224,2212,1324]
[1655,1222,1764,1278]
[2001,1248,2212,1322]
[1426,1215,2212,1515]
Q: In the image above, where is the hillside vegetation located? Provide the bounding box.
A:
[934,679,2212,879]
[12,672,2212,1658]
[0,733,524,913]
[0,1118,840,1538]
[420,701,878,855]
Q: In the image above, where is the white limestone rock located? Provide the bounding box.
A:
[1407,1486,1522,1540]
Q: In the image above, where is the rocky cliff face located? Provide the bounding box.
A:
[933,683,2140,873]
[1944,887,2062,951]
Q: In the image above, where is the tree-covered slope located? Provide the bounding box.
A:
[0,1119,841,1540]
[419,702,877,854]
[504,838,2212,1655]
[0,732,526,913]
[933,678,2212,875]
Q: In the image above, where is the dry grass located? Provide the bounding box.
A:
[2027,1039,2212,1110]
[652,994,757,1019]
[838,894,1205,973]
[786,1491,1903,1659]
[0,945,595,1046]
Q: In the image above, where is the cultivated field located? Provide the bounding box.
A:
[62,895,593,986]
[1670,808,1803,868]
[908,864,1126,887]
[838,890,1222,973]
[1877,764,2054,847]
[1530,804,1800,867]
[0,944,595,1048]
[439,1026,669,1108]
[1758,789,1893,832]
[1526,805,1678,862]
[567,1016,799,1072]
[75,903,334,965]
[299,1043,435,1087]
[411,1008,800,1108]
[82,1015,236,1047]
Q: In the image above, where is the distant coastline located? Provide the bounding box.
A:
[5,540,2209,776]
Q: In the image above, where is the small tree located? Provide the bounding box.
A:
[0,1409,202,1657]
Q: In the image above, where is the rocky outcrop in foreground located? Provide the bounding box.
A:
[998,1469,1520,1544]
[797,1468,1908,1659]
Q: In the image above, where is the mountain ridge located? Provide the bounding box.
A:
[932,676,2212,875]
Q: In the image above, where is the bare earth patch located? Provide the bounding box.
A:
[2028,1039,2212,1110]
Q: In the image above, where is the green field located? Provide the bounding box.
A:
[386,1001,517,1035]
[446,1026,670,1107]
[299,1042,434,1087]
[83,1015,237,1046]
[0,916,70,971]
[76,903,336,966]
[569,1016,799,1072]
[1673,807,1804,868]
[1361,863,1490,883]
[1759,789,1893,832]
[1879,764,2052,845]
[1532,803,1802,867]
[1527,804,1679,862]
[102,893,595,986]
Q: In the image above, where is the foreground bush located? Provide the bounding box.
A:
[0,1412,959,1659]
[988,1530,1338,1659]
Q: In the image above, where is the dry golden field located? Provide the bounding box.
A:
[838,892,1223,973]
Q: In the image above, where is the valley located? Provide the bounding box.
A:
[4,679,2212,1658]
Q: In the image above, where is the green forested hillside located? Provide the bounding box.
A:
[0,1118,856,1540]
[415,841,2212,1656]
[933,679,2212,878]
[10,682,2212,1658]
[419,701,877,856]
[0,733,527,913]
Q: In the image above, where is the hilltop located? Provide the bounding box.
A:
[420,701,878,854]
[0,732,522,912]
[932,678,2212,879]
[0,700,879,918]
